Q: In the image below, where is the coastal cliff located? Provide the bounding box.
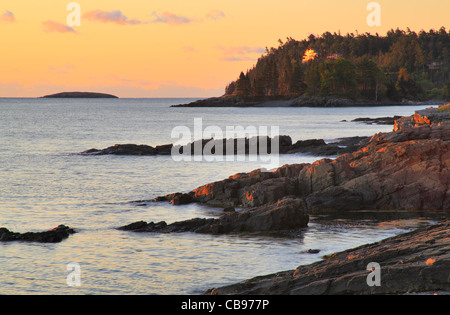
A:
[181,29,450,108]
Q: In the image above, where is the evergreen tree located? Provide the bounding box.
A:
[357,58,384,100]
[235,72,251,96]
[305,62,321,96]
[319,58,357,96]
[289,60,307,95]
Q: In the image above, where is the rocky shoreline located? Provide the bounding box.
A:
[121,118,449,235]
[4,107,448,295]
[78,114,417,158]
[206,219,450,295]
[116,106,449,294]
[152,114,449,211]
[81,135,370,157]
[172,95,447,108]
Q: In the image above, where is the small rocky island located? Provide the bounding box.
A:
[40,92,118,98]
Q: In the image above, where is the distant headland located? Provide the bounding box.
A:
[176,27,450,108]
[40,92,118,99]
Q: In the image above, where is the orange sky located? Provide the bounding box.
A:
[1,0,449,97]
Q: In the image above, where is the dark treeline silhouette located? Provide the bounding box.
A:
[224,28,450,101]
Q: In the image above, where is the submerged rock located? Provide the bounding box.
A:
[206,220,450,295]
[0,225,76,243]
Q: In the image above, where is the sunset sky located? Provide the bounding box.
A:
[1,0,449,98]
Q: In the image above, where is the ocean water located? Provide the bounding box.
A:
[0,98,443,294]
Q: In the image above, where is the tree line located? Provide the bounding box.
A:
[224,28,450,101]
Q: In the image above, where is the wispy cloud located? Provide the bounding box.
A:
[222,56,259,62]
[81,9,225,27]
[42,21,77,33]
[218,46,266,55]
[149,12,194,26]
[217,46,265,62]
[84,10,142,25]
[182,46,198,53]
[48,64,76,74]
[205,10,226,21]
[0,10,15,23]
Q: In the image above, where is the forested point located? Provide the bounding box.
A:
[224,28,450,102]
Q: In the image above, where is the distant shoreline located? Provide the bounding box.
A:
[172,96,448,108]
[40,92,119,99]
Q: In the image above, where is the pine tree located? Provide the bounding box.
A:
[235,72,252,96]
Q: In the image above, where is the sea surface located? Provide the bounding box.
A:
[0,98,444,294]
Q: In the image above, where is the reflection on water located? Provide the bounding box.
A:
[1,211,445,295]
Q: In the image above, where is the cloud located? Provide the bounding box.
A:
[217,46,265,62]
[221,56,258,62]
[0,10,15,23]
[149,12,194,26]
[84,10,142,25]
[182,46,198,53]
[205,10,226,21]
[42,21,77,33]
[218,46,265,55]
[81,10,224,27]
[48,64,76,74]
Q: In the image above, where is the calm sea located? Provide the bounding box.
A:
[0,98,441,294]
